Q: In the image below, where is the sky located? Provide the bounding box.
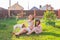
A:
[0,0,60,10]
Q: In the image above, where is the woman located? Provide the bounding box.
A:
[14,14,34,36]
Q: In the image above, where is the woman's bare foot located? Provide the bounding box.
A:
[12,32,15,35]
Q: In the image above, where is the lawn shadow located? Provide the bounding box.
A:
[14,32,39,38]
[16,32,60,38]
[54,25,60,29]
[40,32,60,37]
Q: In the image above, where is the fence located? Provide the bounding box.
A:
[0,10,59,18]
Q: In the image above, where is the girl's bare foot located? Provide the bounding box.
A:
[26,32,30,35]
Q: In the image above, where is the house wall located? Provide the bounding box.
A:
[58,9,60,18]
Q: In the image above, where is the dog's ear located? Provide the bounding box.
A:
[22,24,25,28]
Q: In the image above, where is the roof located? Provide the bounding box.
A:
[41,4,53,10]
[8,2,24,10]
[0,7,7,10]
[30,6,39,10]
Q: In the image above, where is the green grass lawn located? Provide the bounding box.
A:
[0,18,60,40]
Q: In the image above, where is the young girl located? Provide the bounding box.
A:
[27,19,42,35]
[14,14,34,36]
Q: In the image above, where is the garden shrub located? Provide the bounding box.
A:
[55,20,60,28]
[43,10,57,26]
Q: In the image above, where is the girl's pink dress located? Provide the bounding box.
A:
[33,25,42,34]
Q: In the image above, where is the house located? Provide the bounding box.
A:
[8,2,24,17]
[0,7,7,10]
[40,4,53,10]
[30,6,39,10]
[8,2,24,10]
